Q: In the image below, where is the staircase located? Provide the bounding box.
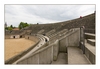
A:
[51,32,95,64]
[84,33,96,64]
[51,46,92,64]
[67,32,95,64]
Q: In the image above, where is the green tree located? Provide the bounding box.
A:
[5,27,8,30]
[19,22,23,29]
[19,22,30,29]
[10,25,13,28]
[8,27,12,31]
[5,26,13,31]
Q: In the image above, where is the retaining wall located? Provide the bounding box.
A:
[17,40,59,64]
[5,35,39,64]
[85,47,95,64]
[68,29,80,46]
[25,35,39,43]
[58,28,80,55]
[5,35,11,39]
[59,37,67,53]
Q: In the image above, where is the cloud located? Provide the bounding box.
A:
[5,5,95,27]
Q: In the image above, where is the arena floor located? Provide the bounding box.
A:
[5,38,35,61]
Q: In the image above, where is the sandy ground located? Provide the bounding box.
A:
[5,38,35,61]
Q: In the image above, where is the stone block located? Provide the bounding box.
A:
[17,59,27,64]
[85,47,95,64]
[31,54,39,64]
[53,40,59,61]
[85,33,95,39]
[39,49,47,64]
[27,57,32,64]
[59,38,67,53]
[46,46,52,64]
[87,39,95,46]
[68,30,80,46]
[89,51,95,64]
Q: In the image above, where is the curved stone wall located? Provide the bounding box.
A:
[5,35,40,64]
[25,35,39,43]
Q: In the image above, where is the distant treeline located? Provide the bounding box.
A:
[5,22,31,31]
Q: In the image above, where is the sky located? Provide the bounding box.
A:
[5,4,95,27]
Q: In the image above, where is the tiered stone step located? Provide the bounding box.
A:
[84,32,95,64]
[85,41,95,55]
[85,40,95,64]
[85,33,95,39]
[87,39,95,46]
[67,46,91,64]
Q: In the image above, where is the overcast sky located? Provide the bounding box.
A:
[5,4,95,27]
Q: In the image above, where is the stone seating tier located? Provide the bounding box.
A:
[5,13,95,36]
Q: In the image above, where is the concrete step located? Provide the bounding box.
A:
[85,40,95,55]
[85,41,95,64]
[85,33,95,39]
[67,46,91,64]
[87,39,95,46]
[51,53,67,64]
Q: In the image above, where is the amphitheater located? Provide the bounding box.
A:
[5,13,95,64]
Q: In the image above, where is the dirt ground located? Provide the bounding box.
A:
[5,38,36,61]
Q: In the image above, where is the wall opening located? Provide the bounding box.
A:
[28,37,29,39]
[13,36,15,38]
[20,35,22,38]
